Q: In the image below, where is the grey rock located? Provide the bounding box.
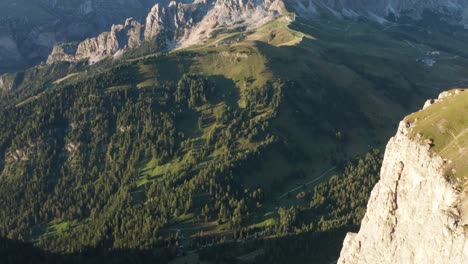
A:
[48,19,143,64]
[48,0,284,63]
[0,73,19,91]
[338,92,468,264]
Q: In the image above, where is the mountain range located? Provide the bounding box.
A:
[3,0,468,73]
[1,0,468,263]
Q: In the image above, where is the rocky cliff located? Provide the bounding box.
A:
[0,73,19,92]
[47,18,143,64]
[47,0,284,64]
[338,89,468,264]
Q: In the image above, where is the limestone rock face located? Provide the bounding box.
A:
[48,0,284,63]
[338,98,468,263]
[176,0,284,48]
[144,1,200,43]
[48,19,143,64]
[46,43,79,64]
[143,0,284,48]
[0,73,19,91]
[144,3,173,41]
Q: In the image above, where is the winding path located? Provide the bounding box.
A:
[278,166,337,200]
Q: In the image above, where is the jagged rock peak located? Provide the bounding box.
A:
[48,18,143,64]
[338,89,468,264]
[143,0,284,47]
[144,1,194,41]
[46,0,468,65]
[176,0,284,48]
[48,0,284,64]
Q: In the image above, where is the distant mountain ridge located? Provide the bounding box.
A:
[292,0,468,22]
[46,0,285,64]
[0,0,155,73]
[44,0,468,65]
[3,0,468,73]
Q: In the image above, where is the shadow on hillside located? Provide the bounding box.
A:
[205,74,240,108]
[0,238,173,264]
[197,226,353,264]
[1,226,353,264]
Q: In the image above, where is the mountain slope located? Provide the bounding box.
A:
[2,2,468,263]
[338,89,468,264]
[291,0,468,23]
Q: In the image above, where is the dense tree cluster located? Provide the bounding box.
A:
[196,150,383,263]
[276,150,383,235]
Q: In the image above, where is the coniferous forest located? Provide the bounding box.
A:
[0,54,383,263]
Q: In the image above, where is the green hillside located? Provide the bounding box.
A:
[406,89,468,185]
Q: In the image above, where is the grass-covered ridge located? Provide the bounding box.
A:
[406,89,468,186]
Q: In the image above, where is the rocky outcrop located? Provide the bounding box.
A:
[144,1,193,41]
[144,0,206,48]
[178,0,284,48]
[48,0,284,64]
[46,43,79,64]
[338,91,468,264]
[74,18,144,64]
[48,0,207,64]
[6,141,47,162]
[423,89,466,109]
[0,73,19,91]
[48,18,143,64]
